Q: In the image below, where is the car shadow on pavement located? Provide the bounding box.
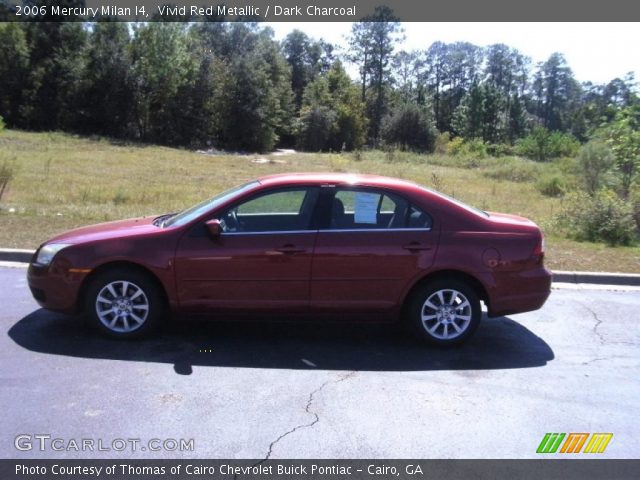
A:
[8,309,554,374]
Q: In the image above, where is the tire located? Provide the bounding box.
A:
[407,280,481,346]
[85,268,164,339]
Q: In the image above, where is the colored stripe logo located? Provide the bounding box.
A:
[537,433,613,454]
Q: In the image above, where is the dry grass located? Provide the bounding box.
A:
[0,129,638,273]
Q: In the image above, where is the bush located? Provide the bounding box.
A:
[447,137,465,155]
[448,137,488,158]
[296,106,336,152]
[536,174,568,197]
[434,131,450,154]
[558,190,637,246]
[486,143,514,157]
[0,115,4,133]
[516,126,580,161]
[381,103,437,153]
[576,141,615,194]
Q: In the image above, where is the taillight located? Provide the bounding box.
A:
[532,232,545,257]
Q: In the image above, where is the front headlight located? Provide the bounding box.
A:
[35,243,72,266]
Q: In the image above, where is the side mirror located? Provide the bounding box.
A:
[205,219,222,239]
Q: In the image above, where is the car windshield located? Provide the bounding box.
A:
[420,185,489,218]
[162,181,259,228]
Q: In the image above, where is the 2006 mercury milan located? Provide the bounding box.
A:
[28,173,551,345]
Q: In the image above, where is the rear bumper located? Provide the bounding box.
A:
[27,263,86,314]
[487,267,552,317]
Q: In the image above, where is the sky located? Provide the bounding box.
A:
[266,22,640,86]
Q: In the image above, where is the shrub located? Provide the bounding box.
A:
[515,126,580,161]
[434,131,450,154]
[536,174,567,197]
[448,137,488,158]
[462,138,488,158]
[0,115,5,133]
[447,136,465,156]
[296,106,336,152]
[381,103,437,152]
[558,190,637,246]
[486,143,514,157]
[576,141,615,194]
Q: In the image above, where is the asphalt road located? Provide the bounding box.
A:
[1,265,638,459]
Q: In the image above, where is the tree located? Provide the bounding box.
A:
[130,23,197,143]
[452,82,485,139]
[421,41,447,132]
[81,21,133,137]
[392,50,420,102]
[296,61,366,151]
[577,142,616,194]
[20,21,88,130]
[531,53,582,134]
[0,23,30,127]
[580,74,638,136]
[596,105,640,198]
[421,41,483,133]
[218,27,293,152]
[347,6,403,144]
[453,82,508,144]
[382,102,436,152]
[484,43,530,141]
[282,30,334,112]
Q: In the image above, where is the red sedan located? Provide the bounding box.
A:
[27,173,551,345]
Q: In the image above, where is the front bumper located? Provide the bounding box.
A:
[27,262,88,314]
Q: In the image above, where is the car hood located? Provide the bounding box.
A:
[44,216,160,245]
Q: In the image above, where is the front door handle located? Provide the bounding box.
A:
[275,244,306,254]
[402,242,432,252]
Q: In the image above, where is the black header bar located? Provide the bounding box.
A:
[1,0,640,22]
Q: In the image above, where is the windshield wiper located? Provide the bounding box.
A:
[153,213,175,228]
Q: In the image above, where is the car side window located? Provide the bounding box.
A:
[220,188,317,233]
[407,204,433,229]
[325,189,432,230]
[326,189,427,230]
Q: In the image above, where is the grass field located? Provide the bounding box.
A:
[1,129,639,272]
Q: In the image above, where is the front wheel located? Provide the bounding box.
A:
[85,269,163,339]
[407,280,481,346]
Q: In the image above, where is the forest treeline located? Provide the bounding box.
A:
[0,10,638,156]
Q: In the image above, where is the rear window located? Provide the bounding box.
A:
[420,186,489,218]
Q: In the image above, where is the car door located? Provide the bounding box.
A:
[174,187,319,313]
[310,187,437,313]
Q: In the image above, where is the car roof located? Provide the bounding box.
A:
[257,172,422,192]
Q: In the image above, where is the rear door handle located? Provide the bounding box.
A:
[275,244,306,254]
[402,242,432,252]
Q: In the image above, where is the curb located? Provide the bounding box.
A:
[0,249,638,286]
[552,270,640,286]
[0,248,34,263]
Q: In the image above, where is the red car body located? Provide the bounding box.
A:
[28,173,551,342]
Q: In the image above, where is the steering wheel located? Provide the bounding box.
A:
[223,208,240,232]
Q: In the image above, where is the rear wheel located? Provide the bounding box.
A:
[407,280,481,346]
[85,269,163,339]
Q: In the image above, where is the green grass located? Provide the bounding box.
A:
[1,129,639,273]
